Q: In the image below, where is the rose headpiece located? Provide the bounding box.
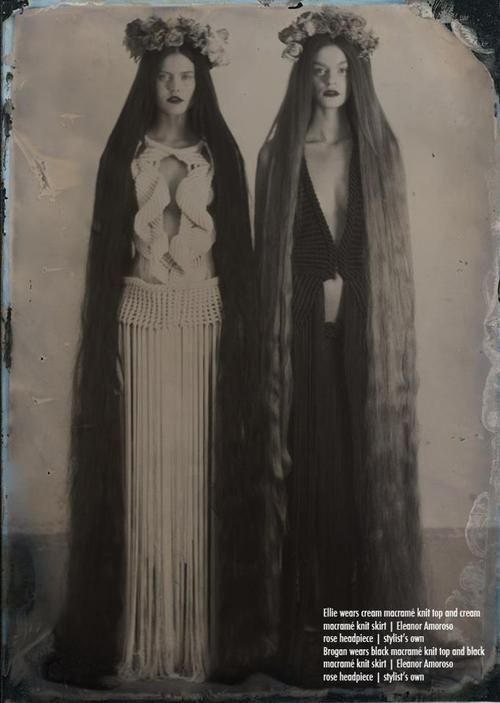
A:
[124,15,230,68]
[279,6,379,62]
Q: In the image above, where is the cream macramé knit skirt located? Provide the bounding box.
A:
[117,275,222,682]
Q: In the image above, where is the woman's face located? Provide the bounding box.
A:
[155,52,196,117]
[311,44,349,110]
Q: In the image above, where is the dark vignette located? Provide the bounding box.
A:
[2,1,29,22]
[431,0,500,95]
[0,0,499,701]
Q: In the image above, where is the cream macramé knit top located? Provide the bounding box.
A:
[130,135,216,286]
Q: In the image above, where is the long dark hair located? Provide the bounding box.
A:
[257,32,421,627]
[53,43,258,679]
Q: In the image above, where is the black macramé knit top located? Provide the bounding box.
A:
[292,140,367,326]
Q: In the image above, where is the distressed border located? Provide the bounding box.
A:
[1,0,499,700]
[402,1,500,693]
[2,11,15,699]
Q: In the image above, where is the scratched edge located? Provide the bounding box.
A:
[2,10,14,702]
[482,0,500,695]
[1,1,499,702]
[431,2,500,702]
[3,0,405,8]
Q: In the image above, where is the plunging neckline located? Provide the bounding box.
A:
[302,149,355,249]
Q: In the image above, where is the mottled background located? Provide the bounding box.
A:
[5,1,496,681]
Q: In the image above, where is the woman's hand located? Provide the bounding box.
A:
[323,275,344,323]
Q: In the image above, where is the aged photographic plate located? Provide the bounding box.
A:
[2,1,498,700]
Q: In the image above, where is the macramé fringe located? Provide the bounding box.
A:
[118,276,222,681]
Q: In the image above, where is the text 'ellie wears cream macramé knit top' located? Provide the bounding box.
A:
[120,135,222,329]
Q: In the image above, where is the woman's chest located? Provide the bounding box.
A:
[158,156,187,207]
[304,143,351,242]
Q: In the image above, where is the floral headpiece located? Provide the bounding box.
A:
[279,7,379,62]
[124,15,230,68]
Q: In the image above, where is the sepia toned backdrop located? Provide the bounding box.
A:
[5,4,495,635]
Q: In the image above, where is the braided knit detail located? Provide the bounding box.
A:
[131,137,215,284]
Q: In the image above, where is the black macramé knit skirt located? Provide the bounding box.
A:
[280,284,367,687]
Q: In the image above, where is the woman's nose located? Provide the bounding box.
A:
[168,77,180,93]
